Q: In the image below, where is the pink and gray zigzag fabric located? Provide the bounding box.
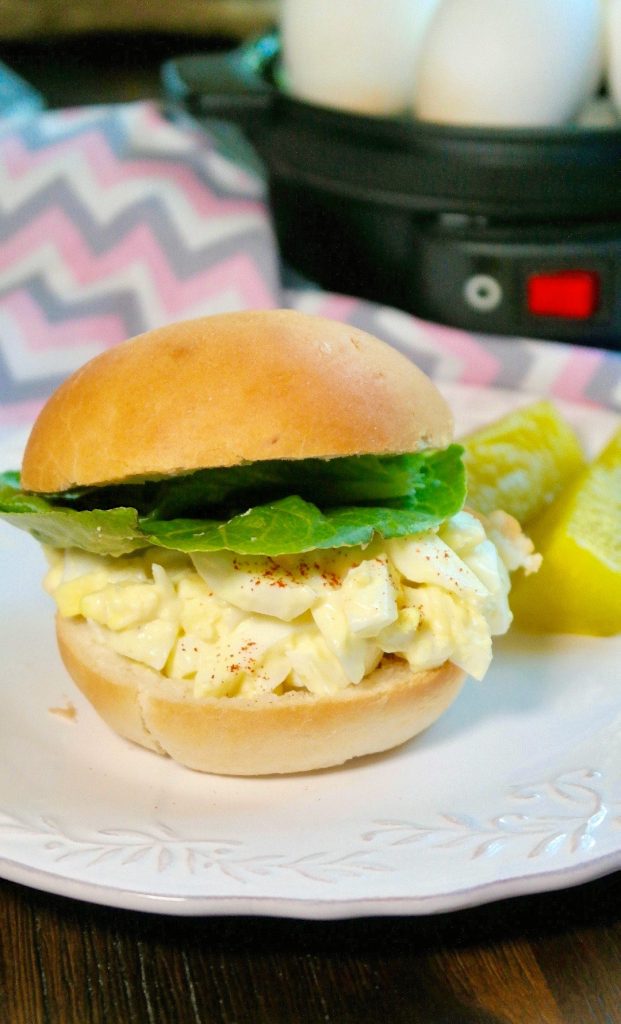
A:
[0,100,619,438]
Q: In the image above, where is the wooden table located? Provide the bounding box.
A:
[1,31,620,1024]
[2,869,621,1023]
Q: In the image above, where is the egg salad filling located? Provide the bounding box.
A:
[43,510,539,699]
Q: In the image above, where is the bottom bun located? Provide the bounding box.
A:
[56,615,467,776]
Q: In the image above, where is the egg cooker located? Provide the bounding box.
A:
[163,35,621,349]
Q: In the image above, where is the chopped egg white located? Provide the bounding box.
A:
[43,510,538,699]
[191,550,317,620]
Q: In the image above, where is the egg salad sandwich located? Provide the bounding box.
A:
[0,310,538,775]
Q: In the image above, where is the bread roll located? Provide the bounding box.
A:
[56,615,466,775]
[21,309,453,493]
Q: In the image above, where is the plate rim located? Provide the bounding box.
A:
[2,843,621,918]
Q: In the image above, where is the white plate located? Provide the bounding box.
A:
[1,385,620,918]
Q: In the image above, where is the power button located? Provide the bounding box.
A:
[463,274,503,313]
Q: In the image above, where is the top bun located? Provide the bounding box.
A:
[21,310,453,492]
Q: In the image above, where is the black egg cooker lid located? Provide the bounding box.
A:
[164,36,621,222]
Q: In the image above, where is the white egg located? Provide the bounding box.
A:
[280,0,441,115]
[413,0,604,127]
[605,0,621,116]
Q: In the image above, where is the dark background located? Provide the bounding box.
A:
[2,33,235,109]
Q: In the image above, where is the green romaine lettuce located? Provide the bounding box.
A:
[0,446,465,557]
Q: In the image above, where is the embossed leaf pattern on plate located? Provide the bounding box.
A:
[0,813,388,883]
[365,769,621,861]
[2,769,620,886]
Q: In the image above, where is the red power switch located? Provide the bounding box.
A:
[527,270,600,319]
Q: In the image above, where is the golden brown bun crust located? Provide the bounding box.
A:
[22,310,453,492]
[56,615,466,776]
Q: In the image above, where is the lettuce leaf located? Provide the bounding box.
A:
[0,446,465,556]
[48,450,462,515]
[0,480,143,557]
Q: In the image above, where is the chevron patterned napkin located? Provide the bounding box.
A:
[0,99,619,447]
